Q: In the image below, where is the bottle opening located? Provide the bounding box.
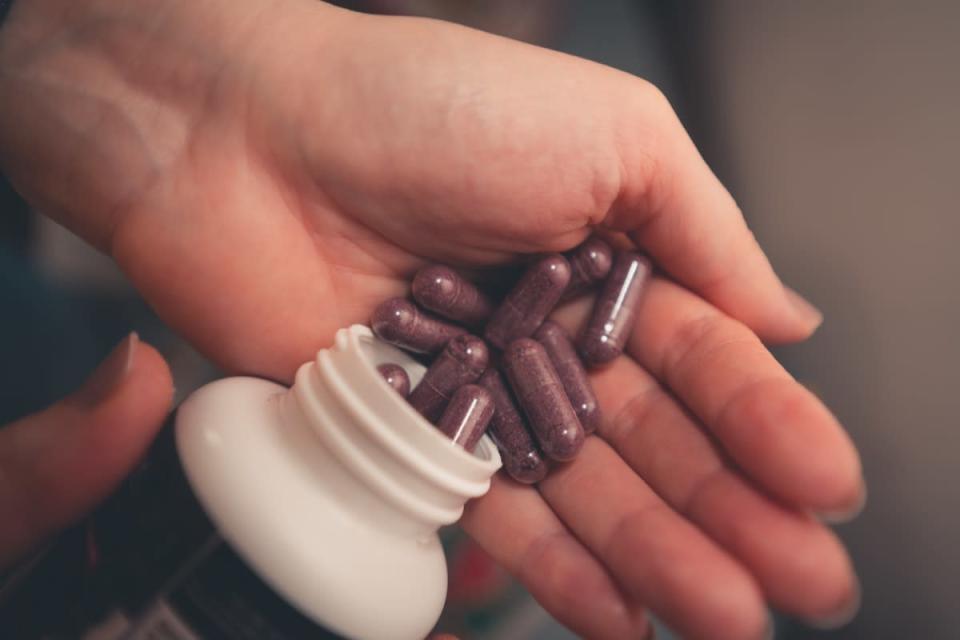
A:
[349,326,501,467]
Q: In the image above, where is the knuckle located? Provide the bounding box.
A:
[585,155,624,226]
[518,530,587,599]
[629,78,673,116]
[679,464,729,516]
[604,381,665,445]
[602,501,667,565]
[661,312,728,379]
[714,376,792,441]
[608,80,679,230]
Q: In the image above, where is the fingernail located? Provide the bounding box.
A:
[75,333,138,408]
[784,286,824,331]
[806,582,861,629]
[818,481,868,524]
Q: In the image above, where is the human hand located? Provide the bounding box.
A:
[0,335,173,568]
[0,1,862,638]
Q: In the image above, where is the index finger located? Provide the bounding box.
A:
[604,83,822,343]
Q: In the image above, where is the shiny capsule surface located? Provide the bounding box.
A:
[479,369,548,484]
[376,363,410,397]
[501,338,584,462]
[408,334,489,422]
[412,264,495,328]
[484,254,571,349]
[435,384,495,452]
[370,297,466,355]
[533,320,602,434]
[562,237,614,300]
[577,251,652,368]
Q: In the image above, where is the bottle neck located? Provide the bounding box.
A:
[288,325,500,537]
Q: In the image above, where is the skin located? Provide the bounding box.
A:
[0,1,863,638]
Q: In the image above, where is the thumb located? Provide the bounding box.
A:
[0,333,173,568]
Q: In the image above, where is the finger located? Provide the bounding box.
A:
[607,84,821,344]
[539,438,769,640]
[621,278,864,514]
[0,334,174,567]
[591,354,860,626]
[460,475,650,640]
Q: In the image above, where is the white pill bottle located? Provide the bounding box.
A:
[0,325,501,640]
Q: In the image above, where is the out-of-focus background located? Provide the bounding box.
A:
[2,1,957,638]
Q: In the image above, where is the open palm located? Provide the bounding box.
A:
[0,2,862,638]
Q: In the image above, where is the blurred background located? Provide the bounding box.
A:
[2,1,957,638]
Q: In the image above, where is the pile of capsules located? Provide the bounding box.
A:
[370,237,652,484]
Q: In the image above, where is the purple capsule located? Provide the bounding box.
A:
[479,369,548,484]
[562,237,614,300]
[408,334,489,422]
[577,251,652,368]
[376,363,410,397]
[533,321,602,435]
[371,297,466,355]
[435,384,495,452]
[501,338,584,462]
[412,264,495,329]
[484,254,571,349]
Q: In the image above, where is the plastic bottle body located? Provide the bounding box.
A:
[0,326,500,640]
[177,325,501,640]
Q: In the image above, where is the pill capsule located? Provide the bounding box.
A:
[533,320,602,435]
[479,369,548,484]
[412,264,495,328]
[484,254,571,349]
[408,334,489,422]
[371,297,466,355]
[562,237,614,300]
[435,384,495,452]
[577,251,652,368]
[501,338,584,462]
[376,363,410,397]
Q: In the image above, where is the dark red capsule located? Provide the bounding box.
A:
[412,264,495,329]
[371,298,466,355]
[562,237,614,300]
[479,369,548,484]
[501,338,584,462]
[376,363,410,397]
[484,254,571,349]
[577,251,652,368]
[408,334,489,422]
[533,320,602,435]
[435,384,495,452]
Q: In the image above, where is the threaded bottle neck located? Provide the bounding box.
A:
[290,325,500,532]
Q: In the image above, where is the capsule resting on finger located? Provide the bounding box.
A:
[371,297,466,355]
[501,338,584,462]
[376,363,410,397]
[412,264,495,329]
[534,320,602,435]
[435,384,495,452]
[408,334,489,422]
[478,369,548,484]
[562,237,614,300]
[577,251,652,368]
[484,254,571,349]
